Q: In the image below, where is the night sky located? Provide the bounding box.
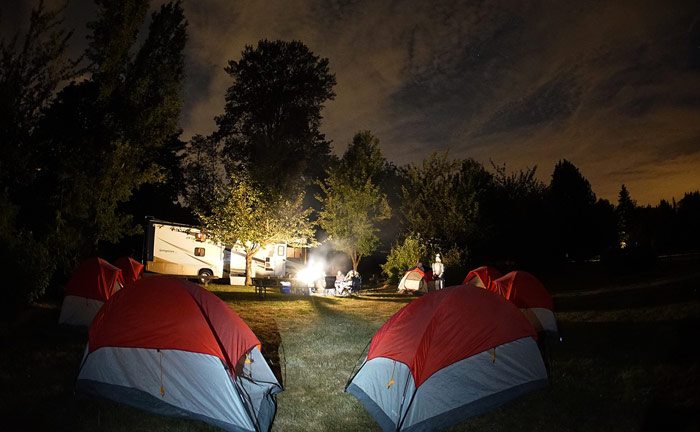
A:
[5,0,700,204]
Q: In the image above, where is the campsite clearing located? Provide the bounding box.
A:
[1,257,698,431]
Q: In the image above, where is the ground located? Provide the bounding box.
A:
[0,255,698,431]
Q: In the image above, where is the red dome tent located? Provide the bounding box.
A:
[491,271,558,334]
[76,276,282,432]
[58,257,124,328]
[346,285,547,431]
[113,256,144,287]
[462,265,503,289]
[397,266,433,293]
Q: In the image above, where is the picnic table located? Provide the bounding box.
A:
[251,277,288,298]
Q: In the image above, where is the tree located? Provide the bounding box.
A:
[216,39,336,195]
[400,152,490,262]
[677,191,700,251]
[317,131,391,271]
[485,161,548,264]
[0,0,76,210]
[547,160,597,260]
[616,184,636,247]
[199,173,315,286]
[381,233,428,283]
[180,134,227,215]
[336,130,385,187]
[317,175,390,272]
[0,1,76,309]
[35,0,187,255]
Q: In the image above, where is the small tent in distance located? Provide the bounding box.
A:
[397,266,433,293]
[76,276,282,432]
[58,257,123,329]
[113,256,144,287]
[463,265,503,289]
[491,271,558,335]
[347,285,547,431]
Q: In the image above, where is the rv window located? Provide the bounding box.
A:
[194,247,205,257]
[277,245,285,256]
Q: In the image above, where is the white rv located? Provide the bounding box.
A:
[144,218,292,284]
[144,219,226,283]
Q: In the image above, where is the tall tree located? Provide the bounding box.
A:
[0,1,76,309]
[400,152,490,262]
[616,184,636,247]
[180,134,227,215]
[547,159,597,260]
[317,131,391,271]
[0,0,75,201]
[216,39,336,196]
[484,161,548,264]
[199,173,315,286]
[36,0,187,255]
[677,191,700,251]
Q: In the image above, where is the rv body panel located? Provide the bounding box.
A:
[145,220,225,278]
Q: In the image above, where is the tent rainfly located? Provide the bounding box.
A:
[462,265,503,289]
[113,256,144,287]
[58,257,124,328]
[76,276,282,432]
[347,285,547,431]
[397,267,433,293]
[490,271,558,334]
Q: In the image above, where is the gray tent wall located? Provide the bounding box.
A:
[77,346,282,432]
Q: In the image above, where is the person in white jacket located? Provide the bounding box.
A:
[431,254,445,290]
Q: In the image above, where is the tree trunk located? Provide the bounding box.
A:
[351,252,360,272]
[245,245,260,286]
[245,252,253,286]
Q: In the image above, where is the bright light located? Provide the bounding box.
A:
[296,258,326,287]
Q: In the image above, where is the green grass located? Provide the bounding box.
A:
[1,260,698,431]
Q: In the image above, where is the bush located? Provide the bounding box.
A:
[381,234,428,283]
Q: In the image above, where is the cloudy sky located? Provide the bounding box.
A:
[5,0,700,204]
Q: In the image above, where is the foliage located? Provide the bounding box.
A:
[317,131,391,271]
[0,1,76,192]
[616,184,637,247]
[36,0,187,254]
[180,134,227,215]
[484,161,548,264]
[400,152,491,262]
[547,159,598,260]
[216,39,336,195]
[317,174,390,271]
[381,233,428,283]
[199,173,315,285]
[0,1,76,307]
[336,130,385,187]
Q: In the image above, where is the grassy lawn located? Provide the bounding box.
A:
[1,258,698,431]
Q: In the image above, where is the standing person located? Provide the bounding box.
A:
[431,254,445,290]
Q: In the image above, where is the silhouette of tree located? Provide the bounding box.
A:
[616,184,637,247]
[216,39,336,196]
[547,159,597,260]
[317,131,390,271]
[677,191,700,252]
[35,0,188,256]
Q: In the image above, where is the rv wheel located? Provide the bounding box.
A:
[198,269,214,285]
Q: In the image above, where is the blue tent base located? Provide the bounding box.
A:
[77,379,253,432]
[348,379,548,432]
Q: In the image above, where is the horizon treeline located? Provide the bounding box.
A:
[1,1,699,314]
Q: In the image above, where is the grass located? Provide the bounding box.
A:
[1,257,698,431]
